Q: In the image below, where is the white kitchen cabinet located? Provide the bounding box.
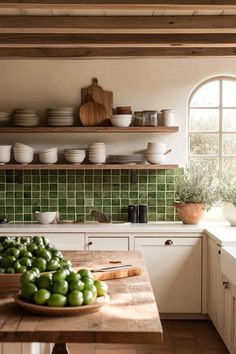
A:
[43,233,85,250]
[207,238,222,329]
[87,236,129,251]
[135,236,202,313]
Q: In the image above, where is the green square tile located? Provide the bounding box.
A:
[139,184,147,191]
[148,199,156,206]
[121,183,129,191]
[167,183,175,191]
[165,169,174,175]
[76,199,84,206]
[121,192,129,199]
[112,199,120,206]
[76,183,84,191]
[148,214,157,221]
[94,184,102,191]
[148,184,156,192]
[157,184,165,192]
[148,176,156,183]
[156,175,165,183]
[50,199,58,206]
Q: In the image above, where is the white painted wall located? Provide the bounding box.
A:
[0,57,236,166]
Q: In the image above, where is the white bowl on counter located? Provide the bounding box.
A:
[64,149,86,164]
[147,142,167,154]
[14,142,34,152]
[0,145,11,165]
[35,211,58,224]
[39,147,58,164]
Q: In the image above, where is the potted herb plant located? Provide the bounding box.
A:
[174,164,219,224]
[221,181,236,226]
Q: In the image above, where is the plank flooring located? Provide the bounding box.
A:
[68,320,229,354]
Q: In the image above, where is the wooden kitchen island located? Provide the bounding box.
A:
[0,251,162,354]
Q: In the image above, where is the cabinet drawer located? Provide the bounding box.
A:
[87,237,129,251]
[45,234,85,250]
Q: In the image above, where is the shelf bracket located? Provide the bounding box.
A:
[130,170,138,184]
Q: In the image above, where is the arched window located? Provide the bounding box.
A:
[189,76,236,180]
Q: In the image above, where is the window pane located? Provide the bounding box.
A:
[223,134,236,156]
[222,158,236,181]
[190,80,219,107]
[222,80,236,107]
[222,109,236,132]
[190,133,219,155]
[189,158,219,176]
[189,109,219,132]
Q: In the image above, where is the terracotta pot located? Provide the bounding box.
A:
[174,202,204,225]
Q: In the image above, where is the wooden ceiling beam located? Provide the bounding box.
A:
[0,1,236,10]
[1,33,236,48]
[0,47,236,57]
[1,15,236,34]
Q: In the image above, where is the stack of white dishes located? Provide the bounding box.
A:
[64,149,86,164]
[0,112,11,126]
[88,143,106,164]
[108,154,145,164]
[146,142,167,164]
[13,142,34,164]
[13,109,39,127]
[0,145,11,165]
[110,114,132,127]
[39,147,58,164]
[47,107,74,126]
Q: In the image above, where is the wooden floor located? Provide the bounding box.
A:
[68,320,230,354]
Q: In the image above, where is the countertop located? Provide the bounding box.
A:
[1,221,236,245]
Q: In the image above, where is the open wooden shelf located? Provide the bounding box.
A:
[0,126,179,134]
[0,164,178,170]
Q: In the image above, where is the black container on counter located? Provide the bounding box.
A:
[139,204,148,223]
[128,205,139,223]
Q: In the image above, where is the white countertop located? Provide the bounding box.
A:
[1,222,235,245]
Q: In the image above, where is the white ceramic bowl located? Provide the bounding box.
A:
[89,156,106,164]
[39,154,58,164]
[146,153,166,164]
[112,114,133,119]
[222,202,236,226]
[110,117,132,127]
[14,151,34,164]
[65,153,85,164]
[41,147,57,153]
[35,211,57,224]
[14,142,34,151]
[0,145,11,164]
[147,142,167,154]
[64,149,85,154]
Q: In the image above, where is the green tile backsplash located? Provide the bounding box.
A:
[0,169,182,223]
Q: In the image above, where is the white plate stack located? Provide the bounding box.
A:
[47,107,74,126]
[0,112,11,126]
[39,147,58,164]
[88,143,106,164]
[13,142,34,164]
[64,149,86,164]
[13,109,39,127]
[146,142,167,164]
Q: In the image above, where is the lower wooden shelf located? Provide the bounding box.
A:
[0,164,178,170]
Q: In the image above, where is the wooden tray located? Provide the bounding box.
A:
[14,293,109,316]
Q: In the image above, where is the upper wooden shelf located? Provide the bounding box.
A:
[0,163,178,170]
[0,126,178,133]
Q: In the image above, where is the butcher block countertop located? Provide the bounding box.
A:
[0,251,162,353]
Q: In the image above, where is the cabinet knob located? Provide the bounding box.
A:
[223,281,230,289]
[165,240,173,246]
[88,241,93,246]
[218,249,221,255]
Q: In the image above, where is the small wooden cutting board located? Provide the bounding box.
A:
[75,266,142,281]
[81,78,113,120]
[79,99,107,126]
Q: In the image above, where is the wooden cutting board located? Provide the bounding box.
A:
[81,78,113,120]
[75,266,142,281]
[79,99,107,127]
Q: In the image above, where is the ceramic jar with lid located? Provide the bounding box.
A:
[161,109,176,126]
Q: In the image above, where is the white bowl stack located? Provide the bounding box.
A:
[47,107,74,126]
[39,147,58,164]
[0,145,11,165]
[110,114,132,127]
[64,149,86,164]
[13,109,39,127]
[13,142,34,164]
[0,112,11,126]
[146,142,167,164]
[88,142,106,164]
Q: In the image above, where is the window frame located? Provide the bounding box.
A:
[188,75,236,178]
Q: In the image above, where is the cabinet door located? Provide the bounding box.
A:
[2,344,21,354]
[219,275,231,351]
[135,237,202,313]
[87,237,129,251]
[230,284,236,354]
[45,234,85,250]
[207,238,222,329]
